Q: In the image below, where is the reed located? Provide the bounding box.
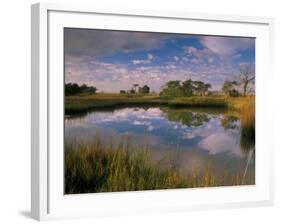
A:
[65,141,189,194]
[65,136,254,194]
[239,98,255,153]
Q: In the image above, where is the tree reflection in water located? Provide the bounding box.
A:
[221,115,239,130]
[162,108,210,127]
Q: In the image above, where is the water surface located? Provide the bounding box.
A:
[65,106,255,184]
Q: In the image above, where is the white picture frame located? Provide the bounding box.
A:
[31,2,274,221]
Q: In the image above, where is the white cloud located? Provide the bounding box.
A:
[173,56,179,61]
[183,46,217,61]
[65,28,174,57]
[65,29,255,92]
[132,53,154,65]
[199,132,240,155]
[184,46,198,55]
[65,40,247,92]
[200,36,255,56]
[147,53,153,60]
[166,65,177,70]
[191,58,199,65]
[133,120,151,126]
[66,55,232,92]
[208,57,214,64]
[132,60,147,65]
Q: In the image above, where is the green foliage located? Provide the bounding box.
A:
[168,97,227,108]
[138,85,150,94]
[182,79,194,96]
[160,80,186,97]
[163,108,210,127]
[119,84,151,95]
[160,79,211,97]
[65,83,97,96]
[192,81,211,96]
[222,81,239,97]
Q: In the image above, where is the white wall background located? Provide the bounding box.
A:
[0,0,280,223]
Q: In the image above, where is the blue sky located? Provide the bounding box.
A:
[65,28,255,92]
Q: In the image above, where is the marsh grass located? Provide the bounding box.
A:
[65,142,187,194]
[65,136,254,194]
[65,94,166,114]
[65,93,255,115]
[239,99,255,153]
[64,94,255,194]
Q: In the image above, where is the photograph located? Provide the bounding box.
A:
[64,28,255,194]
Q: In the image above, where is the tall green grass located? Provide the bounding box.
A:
[65,137,254,194]
[65,143,187,194]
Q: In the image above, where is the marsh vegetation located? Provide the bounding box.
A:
[65,94,255,194]
[65,136,254,194]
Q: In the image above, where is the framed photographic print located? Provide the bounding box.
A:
[31,2,274,221]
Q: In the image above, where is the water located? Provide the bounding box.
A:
[65,106,255,184]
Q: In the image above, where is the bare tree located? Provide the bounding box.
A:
[239,64,255,96]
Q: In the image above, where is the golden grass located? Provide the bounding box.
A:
[65,137,254,194]
[65,94,255,114]
[239,98,255,152]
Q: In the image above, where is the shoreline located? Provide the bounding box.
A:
[65,94,254,115]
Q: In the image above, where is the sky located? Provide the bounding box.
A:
[64,28,255,92]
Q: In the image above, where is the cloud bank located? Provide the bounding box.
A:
[65,28,255,92]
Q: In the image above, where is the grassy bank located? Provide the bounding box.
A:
[65,138,254,194]
[65,93,254,115]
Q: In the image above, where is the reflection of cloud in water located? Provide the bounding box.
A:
[65,107,255,182]
[199,131,241,156]
[66,107,243,158]
[79,108,166,134]
[184,132,196,139]
[133,120,154,132]
[173,125,179,129]
[181,118,216,140]
[85,107,165,125]
[133,120,151,126]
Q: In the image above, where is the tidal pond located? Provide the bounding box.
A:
[65,106,255,186]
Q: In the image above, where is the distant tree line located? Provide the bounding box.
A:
[120,84,150,94]
[65,83,97,96]
[160,64,255,98]
[160,79,211,97]
[65,64,254,97]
